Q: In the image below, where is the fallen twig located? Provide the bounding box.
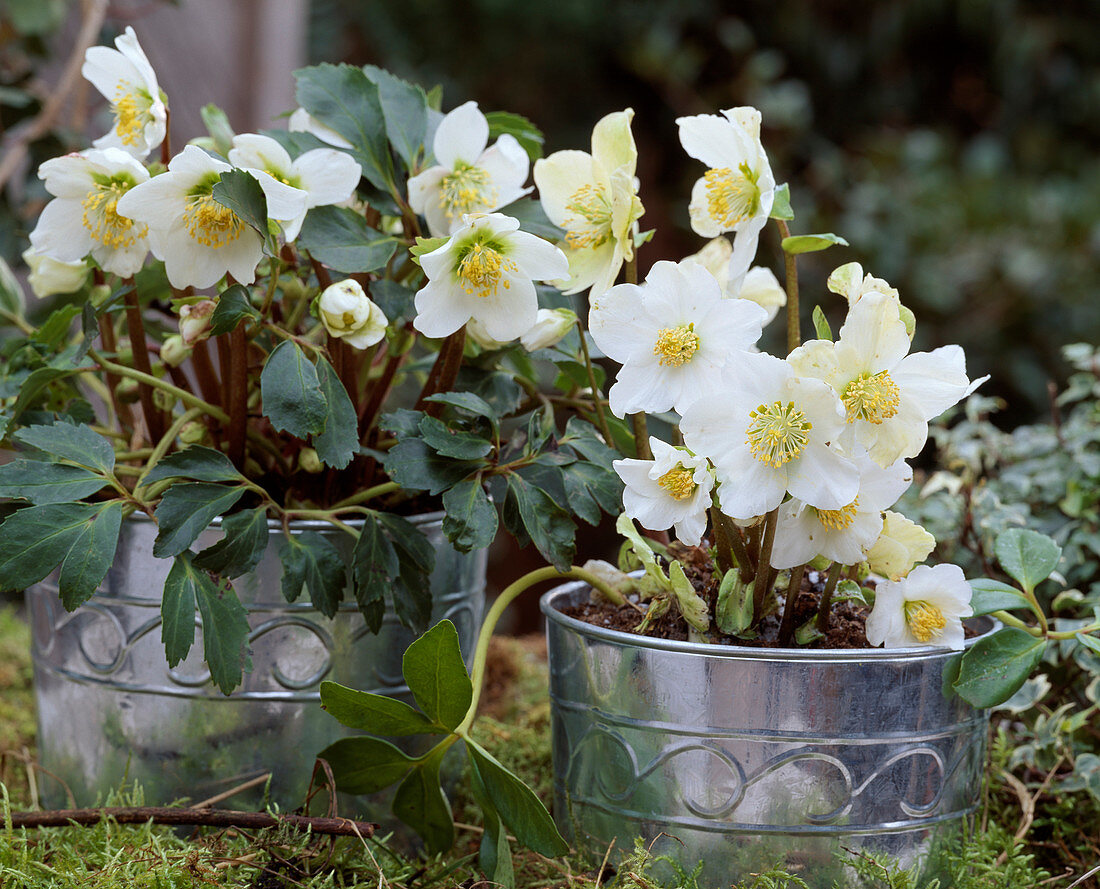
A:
[8,806,377,838]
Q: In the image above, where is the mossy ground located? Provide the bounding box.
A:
[0,607,1095,888]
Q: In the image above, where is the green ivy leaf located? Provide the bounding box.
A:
[294,63,393,192]
[193,507,270,579]
[318,735,416,795]
[402,619,472,731]
[15,423,115,473]
[142,446,244,486]
[209,284,260,336]
[363,65,429,169]
[57,501,123,610]
[0,460,109,504]
[954,627,1047,708]
[418,415,493,460]
[351,514,399,633]
[162,553,202,666]
[260,340,328,439]
[383,438,484,495]
[195,573,251,694]
[504,473,575,571]
[152,483,246,558]
[313,357,359,469]
[769,182,794,220]
[781,233,849,255]
[277,531,347,616]
[995,528,1062,594]
[467,740,569,858]
[812,305,832,341]
[319,680,442,735]
[442,479,498,552]
[969,578,1038,617]
[393,747,454,854]
[0,502,103,592]
[484,110,544,161]
[297,206,398,274]
[212,170,272,253]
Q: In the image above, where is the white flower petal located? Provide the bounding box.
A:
[433,100,489,168]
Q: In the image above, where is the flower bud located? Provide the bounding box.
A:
[89,284,113,308]
[179,420,208,445]
[298,447,323,474]
[866,511,935,581]
[22,247,89,298]
[318,279,388,350]
[521,308,577,351]
[179,299,217,345]
[152,387,176,411]
[738,266,786,325]
[466,318,509,350]
[116,377,140,403]
[161,334,190,367]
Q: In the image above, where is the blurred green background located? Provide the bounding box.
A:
[4,0,1099,424]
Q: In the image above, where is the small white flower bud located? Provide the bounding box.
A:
[161,335,190,367]
[318,279,388,350]
[179,300,217,345]
[520,308,577,351]
[22,248,89,298]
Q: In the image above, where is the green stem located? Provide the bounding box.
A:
[331,481,400,509]
[752,506,780,621]
[709,505,743,577]
[90,350,231,424]
[777,219,800,355]
[0,306,34,336]
[815,562,844,632]
[133,407,204,493]
[1022,587,1050,635]
[630,413,652,461]
[777,564,806,647]
[457,565,621,735]
[575,318,613,444]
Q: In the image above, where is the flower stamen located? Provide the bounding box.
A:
[816,497,860,530]
[703,163,760,228]
[904,600,947,642]
[82,181,145,249]
[457,242,517,298]
[653,324,700,367]
[183,193,243,248]
[563,184,613,249]
[113,82,148,147]
[439,162,495,221]
[842,370,901,424]
[657,465,696,501]
[745,400,812,467]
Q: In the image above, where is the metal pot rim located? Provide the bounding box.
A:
[540,579,995,663]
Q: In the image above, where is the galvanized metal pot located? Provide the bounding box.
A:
[541,581,990,888]
[27,512,485,809]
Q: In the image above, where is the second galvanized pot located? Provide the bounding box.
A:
[541,581,990,888]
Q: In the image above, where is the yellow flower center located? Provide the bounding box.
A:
[842,370,901,425]
[457,242,517,299]
[703,163,760,228]
[563,184,613,249]
[438,162,494,221]
[113,83,148,147]
[904,600,947,643]
[745,400,812,468]
[183,193,243,249]
[81,181,145,249]
[816,497,860,530]
[657,465,696,501]
[653,324,699,367]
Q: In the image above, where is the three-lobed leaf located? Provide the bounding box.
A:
[193,507,270,579]
[277,531,347,616]
[195,572,251,695]
[402,619,472,731]
[954,626,1047,708]
[351,514,399,633]
[995,528,1061,593]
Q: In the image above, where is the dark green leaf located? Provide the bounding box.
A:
[260,340,328,439]
[32,304,81,348]
[363,65,429,168]
[418,415,493,460]
[212,170,271,249]
[0,460,109,504]
[298,206,398,274]
[378,512,435,634]
[383,438,484,495]
[319,680,441,735]
[152,483,246,558]
[369,279,416,322]
[954,627,1047,708]
[424,391,499,420]
[467,740,569,857]
[497,196,562,240]
[969,578,1038,617]
[10,368,81,425]
[393,749,454,854]
[277,531,347,616]
[769,182,794,220]
[812,305,832,341]
[57,501,123,610]
[402,619,472,730]
[379,408,424,438]
[995,528,1062,593]
[193,507,270,578]
[562,417,617,468]
[505,473,575,571]
[318,735,415,794]
[562,460,622,522]
[295,64,393,192]
[442,479,497,552]
[313,357,359,469]
[15,423,115,473]
[143,445,243,485]
[484,110,544,161]
[209,284,260,336]
[162,553,202,666]
[781,233,849,254]
[351,515,399,633]
[0,502,101,592]
[195,574,251,694]
[470,765,514,889]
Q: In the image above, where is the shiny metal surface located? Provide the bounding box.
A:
[541,581,990,888]
[28,513,485,809]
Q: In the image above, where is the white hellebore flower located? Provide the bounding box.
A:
[81,26,167,159]
[228,133,361,240]
[534,108,644,298]
[414,213,568,342]
[827,262,914,337]
[319,279,388,349]
[677,107,775,292]
[866,563,973,649]
[614,438,714,546]
[682,237,786,325]
[408,101,531,237]
[788,291,985,467]
[769,452,913,570]
[29,148,151,277]
[21,248,89,298]
[589,259,766,417]
[680,352,859,521]
[288,108,355,150]
[866,511,936,581]
[116,145,306,290]
[520,308,577,351]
